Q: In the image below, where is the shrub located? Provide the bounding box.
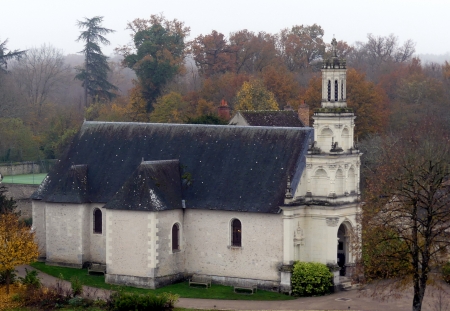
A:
[110,291,179,311]
[0,269,16,285]
[21,284,71,309]
[442,261,450,284]
[291,261,333,297]
[70,276,83,296]
[18,268,41,289]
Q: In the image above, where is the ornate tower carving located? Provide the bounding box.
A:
[298,38,361,203]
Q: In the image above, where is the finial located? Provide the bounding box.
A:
[331,37,338,57]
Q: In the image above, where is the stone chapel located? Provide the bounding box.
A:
[31,38,360,291]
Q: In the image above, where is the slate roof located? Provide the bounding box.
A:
[104,160,182,211]
[233,111,305,127]
[32,121,312,214]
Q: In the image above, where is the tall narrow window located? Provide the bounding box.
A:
[231,219,242,247]
[93,208,102,234]
[334,80,338,101]
[327,80,331,101]
[341,82,344,100]
[172,223,180,251]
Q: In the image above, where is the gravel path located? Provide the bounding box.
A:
[15,265,450,311]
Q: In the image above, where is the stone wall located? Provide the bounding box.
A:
[44,203,90,268]
[4,184,38,219]
[89,204,106,264]
[0,162,42,176]
[183,209,283,283]
[155,209,185,279]
[105,209,157,288]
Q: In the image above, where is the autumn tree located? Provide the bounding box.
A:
[190,30,234,77]
[119,15,190,112]
[262,65,300,107]
[76,16,117,107]
[235,79,279,111]
[199,72,249,107]
[0,213,39,294]
[361,122,450,311]
[149,92,188,123]
[278,24,325,72]
[229,30,279,74]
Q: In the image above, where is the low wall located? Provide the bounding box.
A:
[2,184,38,219]
[0,162,42,176]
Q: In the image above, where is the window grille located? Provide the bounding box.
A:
[231,219,242,247]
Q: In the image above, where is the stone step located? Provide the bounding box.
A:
[339,281,360,291]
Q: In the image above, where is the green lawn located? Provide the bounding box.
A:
[30,262,293,301]
[2,173,47,185]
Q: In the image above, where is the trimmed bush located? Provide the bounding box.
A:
[291,261,333,296]
[110,291,179,311]
[442,261,450,284]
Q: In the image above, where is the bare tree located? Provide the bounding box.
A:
[0,73,25,117]
[360,121,450,311]
[13,44,70,115]
[347,34,416,81]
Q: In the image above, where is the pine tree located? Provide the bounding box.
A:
[0,184,19,216]
[0,38,25,73]
[75,16,117,107]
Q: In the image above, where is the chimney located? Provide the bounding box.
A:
[218,99,231,120]
[284,103,294,111]
[298,100,309,127]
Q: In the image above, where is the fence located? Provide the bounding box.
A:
[0,160,56,176]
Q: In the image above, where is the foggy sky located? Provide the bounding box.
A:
[2,0,449,57]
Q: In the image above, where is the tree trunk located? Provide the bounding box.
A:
[6,269,10,295]
[84,58,88,108]
[412,286,425,311]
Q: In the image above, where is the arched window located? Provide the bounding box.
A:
[327,80,331,101]
[93,208,102,234]
[334,80,338,101]
[231,219,242,247]
[172,223,180,251]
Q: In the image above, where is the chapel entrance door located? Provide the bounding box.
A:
[337,224,347,276]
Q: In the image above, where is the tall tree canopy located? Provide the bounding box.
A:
[119,15,190,112]
[75,16,117,107]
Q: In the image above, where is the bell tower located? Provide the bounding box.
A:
[281,39,361,283]
[296,37,361,204]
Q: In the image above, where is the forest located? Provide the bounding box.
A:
[1,14,449,165]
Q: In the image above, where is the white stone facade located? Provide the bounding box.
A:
[32,42,360,290]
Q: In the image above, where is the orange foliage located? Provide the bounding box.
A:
[199,72,249,109]
[190,30,235,77]
[346,68,389,137]
[261,65,300,109]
